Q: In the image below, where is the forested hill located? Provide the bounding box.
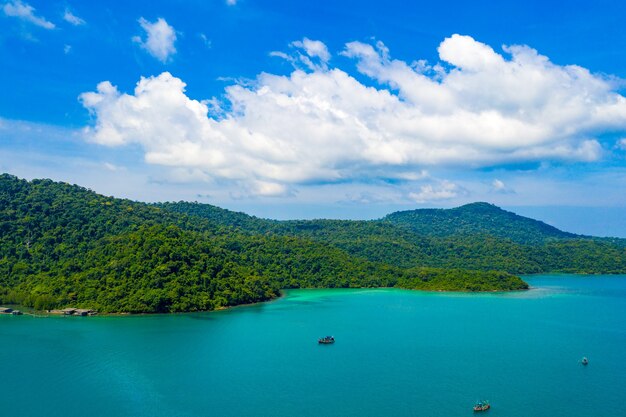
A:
[158,201,276,232]
[159,201,626,274]
[2,174,625,314]
[159,201,580,244]
[382,202,579,244]
[0,174,527,313]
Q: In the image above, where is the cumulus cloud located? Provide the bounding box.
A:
[132,17,177,62]
[80,35,626,196]
[491,179,514,194]
[408,181,460,203]
[291,38,330,66]
[63,8,85,26]
[2,0,54,29]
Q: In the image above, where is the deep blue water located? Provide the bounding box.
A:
[1,275,625,416]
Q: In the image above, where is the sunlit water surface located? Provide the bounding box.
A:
[1,275,625,416]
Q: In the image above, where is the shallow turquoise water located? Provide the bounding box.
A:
[1,275,625,416]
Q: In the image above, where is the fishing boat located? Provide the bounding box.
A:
[581,357,588,365]
[473,400,490,412]
[318,336,335,344]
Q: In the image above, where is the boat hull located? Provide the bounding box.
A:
[473,401,490,412]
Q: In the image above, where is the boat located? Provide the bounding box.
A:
[318,336,335,344]
[473,400,490,412]
[581,357,588,365]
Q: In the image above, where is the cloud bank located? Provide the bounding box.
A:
[81,35,626,197]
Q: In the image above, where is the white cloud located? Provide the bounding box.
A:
[103,162,124,171]
[63,8,85,26]
[408,181,460,203]
[132,17,177,63]
[80,35,626,196]
[251,180,291,197]
[394,170,429,181]
[344,191,389,204]
[271,37,331,71]
[199,33,211,48]
[617,138,626,150]
[226,0,236,5]
[491,178,515,194]
[2,0,54,29]
[292,38,330,64]
[269,50,291,61]
[63,44,71,54]
[492,179,506,191]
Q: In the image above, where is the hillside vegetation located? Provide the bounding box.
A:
[3,174,625,313]
[159,201,626,274]
[0,174,527,313]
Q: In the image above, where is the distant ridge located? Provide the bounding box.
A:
[159,198,626,274]
[158,201,579,244]
[383,202,578,245]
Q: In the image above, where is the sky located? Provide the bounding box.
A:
[1,0,626,236]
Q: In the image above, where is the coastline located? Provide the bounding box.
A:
[0,291,288,318]
[6,273,622,318]
[1,283,533,317]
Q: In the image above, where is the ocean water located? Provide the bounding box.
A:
[1,275,625,417]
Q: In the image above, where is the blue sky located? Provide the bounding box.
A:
[1,0,626,236]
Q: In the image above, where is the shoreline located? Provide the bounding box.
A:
[0,291,289,318]
[4,274,618,318]
[0,284,533,317]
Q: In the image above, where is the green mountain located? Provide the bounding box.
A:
[0,174,527,313]
[159,201,626,274]
[383,202,578,244]
[160,201,578,245]
[3,174,625,313]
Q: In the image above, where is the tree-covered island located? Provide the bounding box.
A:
[2,174,624,313]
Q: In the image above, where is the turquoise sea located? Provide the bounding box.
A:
[1,275,625,416]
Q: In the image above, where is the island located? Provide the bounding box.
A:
[1,174,624,314]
